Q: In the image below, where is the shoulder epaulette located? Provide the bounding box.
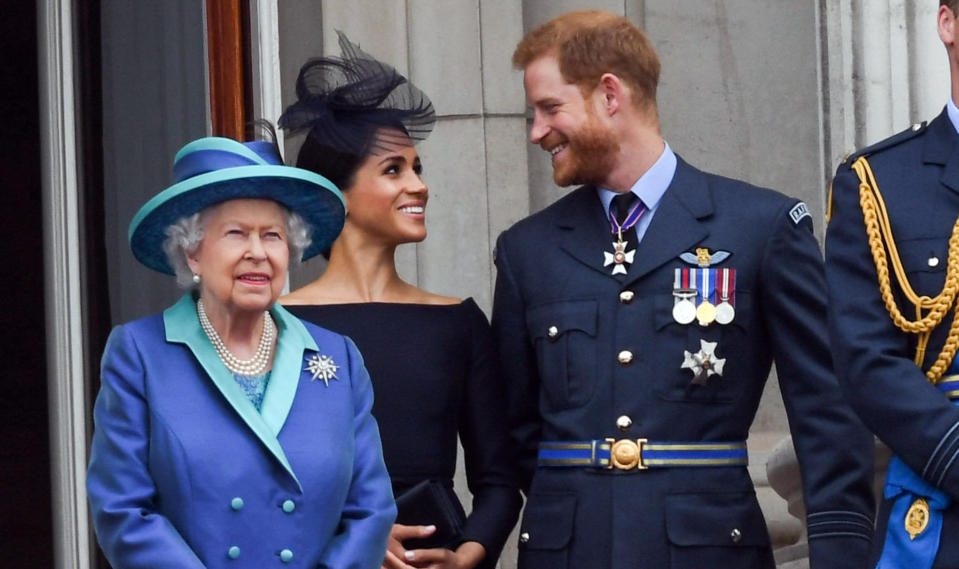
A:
[840,121,928,167]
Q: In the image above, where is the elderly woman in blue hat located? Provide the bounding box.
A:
[86,135,396,569]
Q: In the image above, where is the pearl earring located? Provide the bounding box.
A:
[192,273,201,284]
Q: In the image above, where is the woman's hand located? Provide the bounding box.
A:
[382,524,435,569]
[380,525,486,569]
[402,541,487,569]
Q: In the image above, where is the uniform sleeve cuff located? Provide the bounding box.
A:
[806,510,874,540]
[922,419,959,488]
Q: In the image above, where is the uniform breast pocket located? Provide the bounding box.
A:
[665,490,774,569]
[899,237,949,298]
[652,293,751,403]
[526,299,598,410]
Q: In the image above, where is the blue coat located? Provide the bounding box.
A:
[826,109,959,567]
[87,295,395,569]
[492,157,875,569]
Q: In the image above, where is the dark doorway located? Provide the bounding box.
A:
[0,1,54,567]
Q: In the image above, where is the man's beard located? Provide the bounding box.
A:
[552,121,619,187]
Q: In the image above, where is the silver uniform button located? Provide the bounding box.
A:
[519,532,530,544]
[619,290,634,303]
[618,350,633,365]
[929,256,940,268]
[730,528,742,543]
[616,415,632,431]
[547,325,559,339]
[912,122,922,131]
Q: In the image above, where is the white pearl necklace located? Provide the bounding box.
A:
[196,298,275,377]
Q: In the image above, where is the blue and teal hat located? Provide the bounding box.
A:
[129,136,345,275]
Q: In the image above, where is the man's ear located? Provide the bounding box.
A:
[940,4,956,47]
[597,73,625,116]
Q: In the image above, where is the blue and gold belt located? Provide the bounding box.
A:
[538,439,748,471]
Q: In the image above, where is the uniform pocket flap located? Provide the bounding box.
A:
[898,237,948,274]
[520,493,577,551]
[527,299,598,340]
[664,491,770,547]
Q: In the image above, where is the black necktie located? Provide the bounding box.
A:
[612,193,637,227]
[611,193,642,252]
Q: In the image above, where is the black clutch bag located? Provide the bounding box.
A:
[394,479,466,550]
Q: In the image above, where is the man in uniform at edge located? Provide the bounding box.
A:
[826,2,959,568]
[492,10,875,569]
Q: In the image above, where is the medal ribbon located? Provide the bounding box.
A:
[718,269,736,306]
[875,455,949,569]
[607,196,648,238]
[874,359,959,569]
[699,268,716,304]
[674,269,694,303]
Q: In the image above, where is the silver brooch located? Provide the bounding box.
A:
[681,339,726,385]
[305,354,339,387]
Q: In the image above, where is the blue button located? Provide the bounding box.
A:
[230,497,244,511]
[280,548,293,562]
[282,499,295,513]
[228,546,240,559]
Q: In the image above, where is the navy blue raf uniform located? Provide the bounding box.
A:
[826,107,959,568]
[492,148,875,569]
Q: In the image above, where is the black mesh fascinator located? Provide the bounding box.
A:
[279,31,435,159]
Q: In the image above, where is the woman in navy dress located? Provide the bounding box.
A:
[279,33,521,569]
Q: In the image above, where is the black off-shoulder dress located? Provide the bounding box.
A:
[286,299,521,567]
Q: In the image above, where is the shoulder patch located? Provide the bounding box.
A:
[789,202,810,225]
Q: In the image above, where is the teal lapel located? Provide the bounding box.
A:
[163,295,315,490]
[261,303,317,437]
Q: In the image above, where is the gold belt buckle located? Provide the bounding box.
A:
[605,438,648,470]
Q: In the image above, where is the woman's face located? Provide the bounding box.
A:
[186,199,289,317]
[344,135,428,245]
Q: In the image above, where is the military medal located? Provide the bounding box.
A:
[695,267,717,326]
[602,195,647,276]
[681,339,726,385]
[905,498,930,540]
[696,301,716,326]
[604,234,635,275]
[305,353,339,387]
[672,268,697,324]
[715,268,736,325]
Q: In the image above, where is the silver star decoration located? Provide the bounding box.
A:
[305,354,339,387]
[603,240,636,275]
[681,339,726,385]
